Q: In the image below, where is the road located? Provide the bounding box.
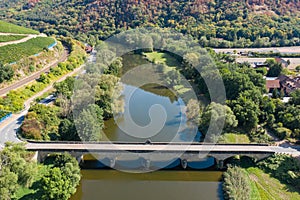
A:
[0,52,96,149]
[25,143,300,157]
[214,46,300,54]
[0,48,69,96]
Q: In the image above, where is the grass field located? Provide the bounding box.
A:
[143,51,181,68]
[0,35,26,42]
[0,20,39,34]
[0,37,55,64]
[247,167,300,200]
[218,133,251,144]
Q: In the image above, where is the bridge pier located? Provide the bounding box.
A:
[181,159,188,169]
[76,155,84,164]
[142,158,151,170]
[217,160,224,170]
[110,158,116,168]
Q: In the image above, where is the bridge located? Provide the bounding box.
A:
[26,142,300,170]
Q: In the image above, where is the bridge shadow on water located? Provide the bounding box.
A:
[80,156,217,171]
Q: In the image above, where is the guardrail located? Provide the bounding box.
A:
[25,140,269,146]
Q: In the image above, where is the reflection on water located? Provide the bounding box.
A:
[103,84,201,142]
[70,170,224,200]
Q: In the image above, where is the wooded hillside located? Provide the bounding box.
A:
[0,0,300,47]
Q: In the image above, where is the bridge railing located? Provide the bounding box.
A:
[26,140,269,146]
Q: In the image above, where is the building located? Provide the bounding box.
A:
[275,57,289,68]
[277,75,300,95]
[85,44,93,54]
[266,79,280,93]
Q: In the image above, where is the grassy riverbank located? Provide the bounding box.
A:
[224,155,300,200]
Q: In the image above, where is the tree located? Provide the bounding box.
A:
[230,96,260,130]
[266,59,282,77]
[290,89,300,105]
[0,143,37,199]
[40,153,81,200]
[0,64,14,83]
[296,65,300,72]
[54,77,75,99]
[58,118,79,141]
[74,104,104,141]
[38,73,50,84]
[200,102,238,134]
[185,99,202,123]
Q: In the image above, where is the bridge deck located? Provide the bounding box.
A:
[25,143,298,155]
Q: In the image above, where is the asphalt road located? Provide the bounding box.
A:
[0,51,96,148]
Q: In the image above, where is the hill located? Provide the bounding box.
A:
[0,0,300,47]
[0,20,39,34]
[0,20,56,64]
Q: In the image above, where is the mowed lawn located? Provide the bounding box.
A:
[218,133,251,144]
[0,20,39,34]
[0,37,55,64]
[143,51,181,68]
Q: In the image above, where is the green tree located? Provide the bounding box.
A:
[40,153,81,200]
[0,143,37,199]
[74,104,104,141]
[266,59,283,77]
[0,64,14,83]
[230,96,260,130]
[200,102,238,134]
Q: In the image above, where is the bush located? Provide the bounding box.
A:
[274,127,292,140]
[223,166,251,200]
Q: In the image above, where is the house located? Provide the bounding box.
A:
[275,57,289,68]
[266,79,280,93]
[277,75,300,95]
[85,45,93,54]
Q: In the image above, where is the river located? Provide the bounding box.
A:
[70,170,223,200]
[71,53,223,200]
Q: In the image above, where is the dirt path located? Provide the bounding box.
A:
[0,33,47,47]
[0,48,69,96]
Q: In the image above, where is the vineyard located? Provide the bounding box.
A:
[0,35,26,43]
[0,20,39,34]
[0,37,56,64]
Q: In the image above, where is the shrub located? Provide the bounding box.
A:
[223,166,251,200]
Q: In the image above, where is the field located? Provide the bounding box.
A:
[0,20,39,34]
[218,133,251,144]
[0,37,56,64]
[247,167,300,200]
[0,35,26,42]
[143,51,181,68]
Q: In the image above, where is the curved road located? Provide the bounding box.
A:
[0,48,69,96]
[0,52,96,149]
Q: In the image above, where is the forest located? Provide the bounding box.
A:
[1,0,300,47]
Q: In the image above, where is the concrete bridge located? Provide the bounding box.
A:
[26,142,300,169]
